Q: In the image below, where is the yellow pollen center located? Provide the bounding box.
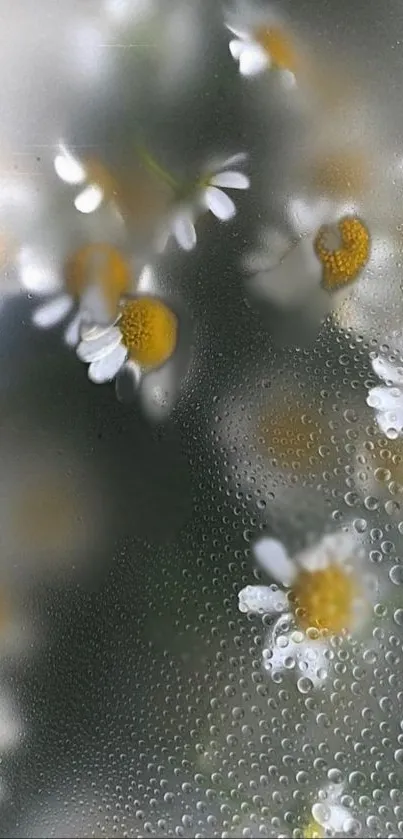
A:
[255,25,299,73]
[314,216,370,290]
[290,563,355,633]
[64,244,131,315]
[119,296,177,368]
[303,818,324,839]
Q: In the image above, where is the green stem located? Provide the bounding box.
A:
[137,145,179,190]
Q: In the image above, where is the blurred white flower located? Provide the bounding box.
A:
[225,4,300,86]
[30,242,132,347]
[158,153,249,252]
[309,782,355,836]
[239,531,371,686]
[77,266,179,398]
[367,354,403,439]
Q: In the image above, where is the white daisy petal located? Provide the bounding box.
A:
[204,186,236,221]
[88,343,127,383]
[173,211,197,251]
[220,152,248,169]
[312,801,352,833]
[64,312,82,347]
[211,171,250,190]
[371,355,403,386]
[77,327,121,362]
[238,584,288,615]
[137,264,157,294]
[239,44,269,77]
[374,406,403,438]
[17,247,58,294]
[225,23,250,39]
[297,531,355,572]
[80,283,110,324]
[54,147,86,185]
[74,184,104,214]
[253,537,296,586]
[32,294,73,328]
[367,384,403,413]
[264,630,329,686]
[229,39,245,60]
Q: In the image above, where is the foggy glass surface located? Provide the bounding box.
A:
[0,1,402,837]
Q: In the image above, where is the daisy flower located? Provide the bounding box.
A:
[304,782,355,837]
[244,196,370,326]
[31,242,132,347]
[366,354,403,439]
[238,531,372,686]
[154,152,250,252]
[77,265,178,391]
[225,4,301,83]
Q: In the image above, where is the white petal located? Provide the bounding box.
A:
[239,44,269,76]
[54,147,86,185]
[298,531,356,572]
[137,264,157,294]
[229,39,245,60]
[80,283,110,324]
[220,152,248,169]
[77,327,121,362]
[81,322,115,342]
[374,406,403,438]
[367,384,403,413]
[204,186,236,221]
[88,343,127,383]
[253,537,296,585]
[238,584,288,615]
[32,294,73,328]
[225,23,250,39]
[64,312,82,347]
[312,801,352,833]
[17,247,59,294]
[211,171,250,190]
[371,355,403,386]
[173,211,197,251]
[74,184,103,214]
[287,196,333,236]
[248,237,321,307]
[264,630,329,686]
[155,226,170,254]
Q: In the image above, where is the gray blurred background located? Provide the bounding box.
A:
[0,0,402,836]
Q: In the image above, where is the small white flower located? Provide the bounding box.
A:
[239,531,371,686]
[76,265,179,409]
[157,153,249,252]
[225,6,298,85]
[366,354,403,439]
[310,783,355,836]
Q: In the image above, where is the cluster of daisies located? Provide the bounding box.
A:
[18,3,376,414]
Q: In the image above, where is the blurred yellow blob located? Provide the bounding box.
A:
[315,216,370,290]
[290,564,356,633]
[303,818,324,839]
[255,25,300,73]
[117,167,173,228]
[65,244,131,316]
[312,151,369,199]
[119,296,177,368]
[259,409,322,469]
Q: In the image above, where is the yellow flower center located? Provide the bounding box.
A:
[290,564,356,633]
[119,296,177,368]
[303,818,324,839]
[64,244,131,316]
[259,409,322,469]
[255,25,299,73]
[314,216,370,290]
[312,151,369,199]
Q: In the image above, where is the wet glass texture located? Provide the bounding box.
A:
[0,0,402,837]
